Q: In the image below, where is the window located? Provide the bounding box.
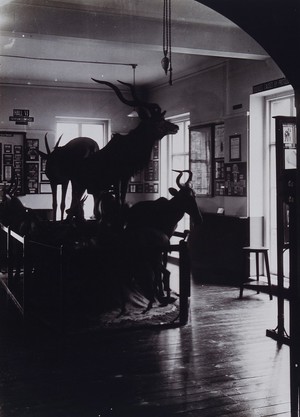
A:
[161,113,190,232]
[55,117,110,219]
[56,117,109,149]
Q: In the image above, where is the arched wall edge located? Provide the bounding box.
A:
[195,1,300,413]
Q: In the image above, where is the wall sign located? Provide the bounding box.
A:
[9,109,34,125]
[253,77,289,94]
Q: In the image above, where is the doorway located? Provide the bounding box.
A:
[249,87,296,276]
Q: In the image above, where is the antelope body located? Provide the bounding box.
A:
[126,170,203,237]
[121,170,203,312]
[68,80,179,219]
[39,135,99,221]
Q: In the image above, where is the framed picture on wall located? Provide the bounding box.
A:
[25,139,39,162]
[0,131,26,195]
[229,134,241,161]
[189,124,213,196]
[40,183,52,194]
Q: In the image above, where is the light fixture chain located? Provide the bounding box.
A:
[162,0,172,84]
[163,0,169,56]
[168,0,172,85]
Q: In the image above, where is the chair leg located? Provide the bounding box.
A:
[239,285,244,299]
[255,252,260,294]
[264,252,273,300]
[239,250,249,299]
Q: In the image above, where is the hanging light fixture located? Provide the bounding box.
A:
[162,0,172,85]
[127,63,139,117]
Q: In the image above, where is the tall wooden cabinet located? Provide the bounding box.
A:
[269,116,299,413]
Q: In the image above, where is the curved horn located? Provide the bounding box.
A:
[118,80,162,117]
[173,170,184,189]
[172,169,193,188]
[80,194,88,204]
[91,79,137,107]
[54,134,63,150]
[44,133,51,154]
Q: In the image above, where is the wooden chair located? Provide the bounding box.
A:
[239,246,273,300]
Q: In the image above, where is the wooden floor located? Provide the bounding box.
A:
[0,266,291,417]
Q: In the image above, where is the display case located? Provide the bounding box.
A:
[0,131,26,196]
[267,115,296,344]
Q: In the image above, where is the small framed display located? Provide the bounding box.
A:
[40,183,52,194]
[41,173,49,182]
[229,134,241,161]
[25,139,39,162]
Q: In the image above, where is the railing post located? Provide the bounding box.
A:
[179,239,190,325]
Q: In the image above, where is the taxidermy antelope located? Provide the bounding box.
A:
[39,134,99,221]
[0,170,41,238]
[124,170,203,311]
[126,170,203,237]
[68,79,179,219]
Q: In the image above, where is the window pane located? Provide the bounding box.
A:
[172,123,185,154]
[57,123,79,146]
[270,98,292,118]
[172,154,185,170]
[82,124,104,148]
[184,122,190,153]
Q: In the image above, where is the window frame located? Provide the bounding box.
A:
[55,117,110,148]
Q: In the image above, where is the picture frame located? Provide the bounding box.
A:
[0,131,26,195]
[229,134,241,161]
[40,173,49,182]
[40,183,52,194]
[25,138,39,162]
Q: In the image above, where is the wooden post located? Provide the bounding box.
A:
[290,90,300,417]
[179,239,190,325]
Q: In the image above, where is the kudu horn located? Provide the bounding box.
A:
[117,80,162,116]
[173,170,193,189]
[91,79,137,107]
[44,133,63,154]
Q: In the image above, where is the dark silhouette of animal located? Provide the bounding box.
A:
[39,134,99,221]
[122,170,203,312]
[0,174,44,280]
[0,173,41,238]
[126,170,203,237]
[68,79,179,219]
[0,178,98,286]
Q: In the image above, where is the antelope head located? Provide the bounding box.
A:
[91,79,179,136]
[169,170,203,226]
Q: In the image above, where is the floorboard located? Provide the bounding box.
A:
[0,265,290,417]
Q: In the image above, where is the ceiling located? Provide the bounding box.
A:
[0,0,269,89]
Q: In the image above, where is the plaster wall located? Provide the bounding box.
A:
[0,84,140,209]
[0,57,284,215]
[150,58,284,216]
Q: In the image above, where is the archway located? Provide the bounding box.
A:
[195,1,300,415]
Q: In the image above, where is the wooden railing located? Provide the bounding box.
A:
[0,223,192,332]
